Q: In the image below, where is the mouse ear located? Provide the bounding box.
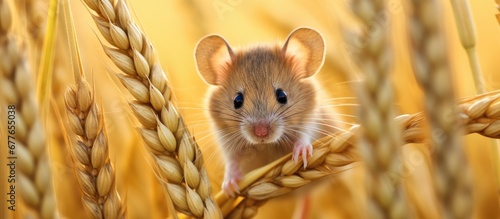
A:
[282,27,325,78]
[195,35,234,85]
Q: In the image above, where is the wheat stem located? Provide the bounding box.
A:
[80,0,221,217]
[0,0,57,218]
[35,0,58,108]
[407,1,473,218]
[465,47,486,93]
[450,0,486,93]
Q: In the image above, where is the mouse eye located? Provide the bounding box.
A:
[234,92,244,109]
[275,88,287,104]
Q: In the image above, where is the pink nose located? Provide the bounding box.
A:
[254,122,269,137]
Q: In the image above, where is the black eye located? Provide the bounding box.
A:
[234,92,244,109]
[275,88,287,104]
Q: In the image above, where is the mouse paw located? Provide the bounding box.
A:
[292,141,313,168]
[222,171,242,197]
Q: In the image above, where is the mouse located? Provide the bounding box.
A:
[195,27,339,196]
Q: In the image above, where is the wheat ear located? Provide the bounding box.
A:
[0,0,57,218]
[64,76,125,218]
[407,1,473,218]
[13,0,47,71]
[220,91,500,218]
[80,0,221,217]
[346,0,410,218]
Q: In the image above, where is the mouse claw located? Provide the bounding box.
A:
[303,153,308,169]
[293,142,313,168]
[292,150,299,162]
[222,179,240,198]
[222,171,242,198]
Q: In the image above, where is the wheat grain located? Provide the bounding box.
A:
[0,0,56,218]
[64,76,125,218]
[407,1,472,218]
[220,91,500,217]
[80,0,221,217]
[345,0,410,218]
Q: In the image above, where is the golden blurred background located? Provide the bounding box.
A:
[2,0,500,218]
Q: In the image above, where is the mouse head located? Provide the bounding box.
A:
[195,27,325,145]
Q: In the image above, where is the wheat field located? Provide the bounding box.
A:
[1,0,500,218]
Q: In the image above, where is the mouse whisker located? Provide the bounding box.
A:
[191,126,241,144]
[284,125,329,138]
[219,117,244,123]
[287,118,351,133]
[291,114,357,125]
[284,125,347,143]
[282,111,357,128]
[318,103,360,108]
[215,137,247,160]
[215,129,243,143]
[283,127,345,147]
[283,127,319,143]
[206,111,243,121]
[280,108,315,120]
[207,106,245,117]
[321,96,358,100]
[287,122,349,136]
[280,134,295,146]
[197,142,223,167]
[181,114,212,120]
[322,119,358,127]
[312,112,356,118]
[177,107,210,111]
[182,118,213,125]
[227,134,251,150]
[321,100,358,105]
[273,97,309,119]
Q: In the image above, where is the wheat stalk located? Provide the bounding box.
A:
[407,1,473,218]
[450,0,485,94]
[0,0,57,218]
[80,0,221,217]
[451,0,500,204]
[64,76,125,218]
[345,0,410,218]
[219,91,500,218]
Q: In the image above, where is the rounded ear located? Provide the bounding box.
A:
[195,35,234,85]
[282,27,325,78]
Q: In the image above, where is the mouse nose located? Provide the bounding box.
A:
[254,121,269,137]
